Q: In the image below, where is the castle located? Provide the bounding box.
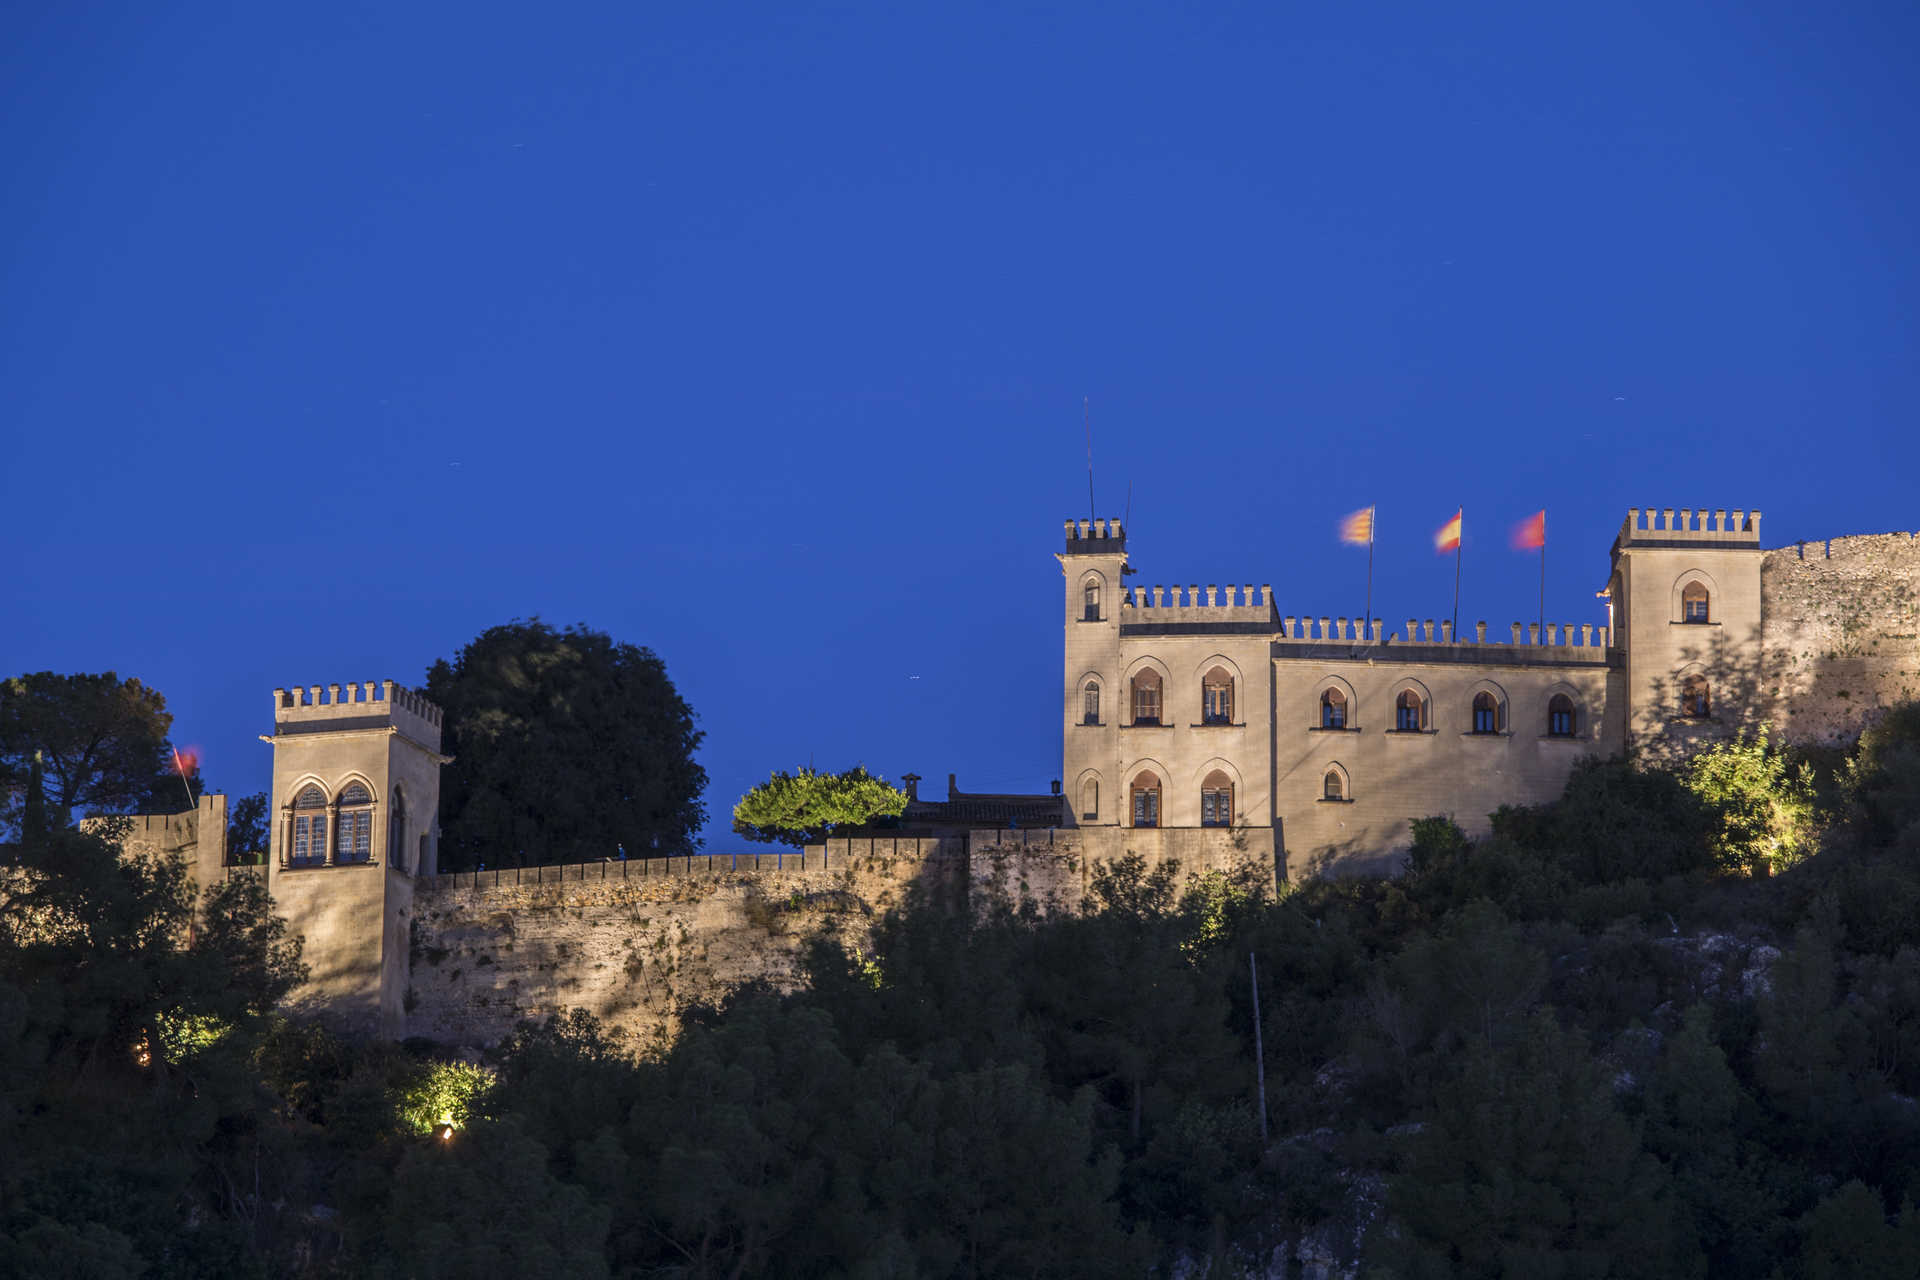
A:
[133,506,1917,1043]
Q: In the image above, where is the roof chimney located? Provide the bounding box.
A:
[900,772,920,802]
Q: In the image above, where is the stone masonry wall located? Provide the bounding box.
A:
[1762,533,1920,746]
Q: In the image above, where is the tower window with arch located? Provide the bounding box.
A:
[1320,688,1348,729]
[1323,769,1346,801]
[1548,694,1577,737]
[1083,579,1101,622]
[290,785,328,867]
[336,783,373,864]
[1081,778,1099,822]
[1130,771,1161,827]
[1471,692,1501,735]
[1202,668,1234,725]
[1200,770,1234,827]
[1083,680,1101,725]
[390,787,408,872]
[1681,673,1711,719]
[1131,670,1163,726]
[1681,582,1710,624]
[1395,689,1425,731]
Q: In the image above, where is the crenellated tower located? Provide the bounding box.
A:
[263,680,449,1038]
[1059,519,1127,826]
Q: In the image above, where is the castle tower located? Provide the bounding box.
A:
[263,680,447,1038]
[1606,507,1765,751]
[1059,519,1127,826]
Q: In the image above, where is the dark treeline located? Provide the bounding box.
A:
[5,707,1920,1277]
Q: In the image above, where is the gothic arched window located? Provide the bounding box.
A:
[1396,689,1424,731]
[1083,681,1101,725]
[1471,692,1500,735]
[1323,769,1346,801]
[1548,694,1576,737]
[1201,770,1234,827]
[1083,580,1101,622]
[1202,669,1234,725]
[291,785,327,867]
[336,783,373,864]
[1681,673,1711,719]
[1131,670,1163,726]
[1320,688,1347,729]
[390,787,408,872]
[1681,582,1710,624]
[1130,771,1161,828]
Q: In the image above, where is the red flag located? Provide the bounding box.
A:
[173,745,201,777]
[1435,509,1462,552]
[1511,510,1545,550]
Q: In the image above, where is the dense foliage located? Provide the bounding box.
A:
[731,765,909,846]
[0,671,203,832]
[10,714,1920,1275]
[426,620,706,869]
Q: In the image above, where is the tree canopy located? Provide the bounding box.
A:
[731,765,908,846]
[426,620,706,869]
[0,671,193,830]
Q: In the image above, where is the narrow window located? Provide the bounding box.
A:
[1681,673,1711,719]
[390,788,408,871]
[1083,580,1101,621]
[1323,770,1345,801]
[1320,688,1347,729]
[291,784,327,867]
[1131,670,1163,726]
[1083,681,1101,725]
[1396,690,1423,731]
[1081,778,1099,822]
[1202,669,1233,725]
[1200,770,1233,827]
[1130,772,1161,827]
[1681,582,1710,624]
[336,782,374,864]
[1548,694,1576,737]
[1471,692,1499,734]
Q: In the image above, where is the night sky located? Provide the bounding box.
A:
[5,3,1914,836]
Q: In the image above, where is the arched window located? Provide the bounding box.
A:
[1083,681,1101,725]
[1471,692,1500,734]
[1202,668,1234,725]
[291,785,327,867]
[1083,580,1101,621]
[1323,769,1346,801]
[336,782,373,864]
[1081,778,1099,822]
[1681,673,1711,719]
[1681,582,1710,624]
[1131,670,1163,726]
[1548,694,1576,737]
[1130,771,1161,828]
[1200,770,1234,827]
[1320,688,1347,729]
[390,787,408,872]
[1396,689,1424,731]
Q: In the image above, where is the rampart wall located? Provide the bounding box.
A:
[402,828,1269,1048]
[1762,533,1920,746]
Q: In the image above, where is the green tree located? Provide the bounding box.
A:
[1684,729,1818,873]
[225,791,269,863]
[425,620,706,868]
[731,765,907,847]
[0,671,178,828]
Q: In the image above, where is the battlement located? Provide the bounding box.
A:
[273,679,444,740]
[1618,506,1762,548]
[1120,582,1272,624]
[1063,517,1126,555]
[1273,616,1613,665]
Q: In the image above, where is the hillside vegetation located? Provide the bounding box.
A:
[5,707,1920,1276]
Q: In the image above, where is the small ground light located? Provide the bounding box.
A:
[434,1124,455,1141]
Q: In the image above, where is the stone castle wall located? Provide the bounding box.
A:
[402,829,1268,1048]
[1762,533,1920,746]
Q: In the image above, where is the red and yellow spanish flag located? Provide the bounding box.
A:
[1435,509,1462,552]
[1512,509,1546,550]
[1339,506,1375,546]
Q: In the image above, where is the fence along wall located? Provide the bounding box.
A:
[401,828,1269,1048]
[1762,533,1920,746]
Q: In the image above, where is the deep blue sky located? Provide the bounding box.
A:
[5,2,1914,838]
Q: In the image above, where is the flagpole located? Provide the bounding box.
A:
[171,747,196,813]
[1364,507,1375,640]
[1451,521,1462,640]
[1538,512,1546,637]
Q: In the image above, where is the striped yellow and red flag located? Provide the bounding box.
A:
[1512,510,1546,550]
[1435,509,1462,552]
[1339,506,1375,546]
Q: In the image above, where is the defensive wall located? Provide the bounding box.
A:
[1760,532,1920,746]
[404,828,1266,1048]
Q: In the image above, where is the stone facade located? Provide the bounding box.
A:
[1064,507,1919,878]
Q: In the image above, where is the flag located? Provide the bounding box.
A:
[1512,510,1546,550]
[173,745,200,778]
[1435,509,1462,552]
[1339,507,1375,546]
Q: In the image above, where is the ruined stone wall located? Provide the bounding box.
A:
[1762,533,1920,747]
[404,839,964,1049]
[969,826,1275,916]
